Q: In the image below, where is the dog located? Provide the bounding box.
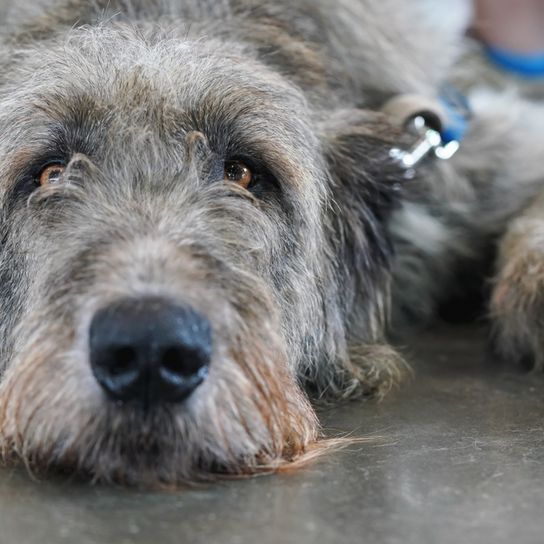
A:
[0,0,543,486]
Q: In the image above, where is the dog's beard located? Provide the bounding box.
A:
[0,292,324,486]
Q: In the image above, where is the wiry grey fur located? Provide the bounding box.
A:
[0,0,542,486]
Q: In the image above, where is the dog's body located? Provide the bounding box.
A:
[0,0,543,485]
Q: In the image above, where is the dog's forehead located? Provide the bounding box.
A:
[0,25,321,173]
[13,25,310,125]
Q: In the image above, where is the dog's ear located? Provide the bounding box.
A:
[320,108,408,275]
[320,107,406,309]
[313,109,410,399]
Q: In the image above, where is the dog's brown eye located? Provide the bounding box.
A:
[38,164,66,187]
[224,160,253,189]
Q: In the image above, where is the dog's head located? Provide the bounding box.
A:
[0,14,405,485]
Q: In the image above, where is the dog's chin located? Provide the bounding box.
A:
[0,360,326,487]
[0,405,269,487]
[0,407,329,488]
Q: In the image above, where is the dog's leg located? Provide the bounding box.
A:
[490,190,544,368]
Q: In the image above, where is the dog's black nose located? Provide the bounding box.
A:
[89,298,212,406]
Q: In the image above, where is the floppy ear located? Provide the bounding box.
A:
[316,109,410,399]
[321,108,408,292]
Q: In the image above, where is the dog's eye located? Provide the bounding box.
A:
[38,164,66,187]
[224,160,253,189]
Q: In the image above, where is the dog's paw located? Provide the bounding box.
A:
[310,344,410,401]
[490,224,544,369]
[346,343,411,399]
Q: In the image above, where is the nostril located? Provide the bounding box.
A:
[161,347,207,378]
[162,347,187,376]
[110,347,138,376]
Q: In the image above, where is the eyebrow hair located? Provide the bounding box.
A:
[1,109,103,213]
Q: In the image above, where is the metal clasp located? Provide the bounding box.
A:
[389,115,460,179]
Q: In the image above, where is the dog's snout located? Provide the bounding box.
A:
[89,298,212,406]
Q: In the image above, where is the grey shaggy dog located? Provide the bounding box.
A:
[0,0,542,486]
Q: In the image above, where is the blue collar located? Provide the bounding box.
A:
[486,45,544,79]
[439,86,471,144]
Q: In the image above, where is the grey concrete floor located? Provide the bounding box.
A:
[0,324,543,544]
